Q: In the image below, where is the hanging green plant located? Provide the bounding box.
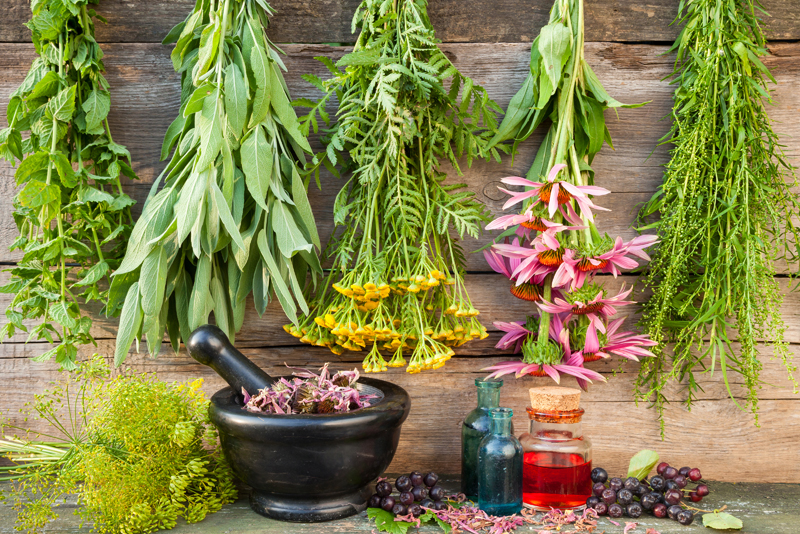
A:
[0,0,138,370]
[635,0,800,426]
[287,0,507,373]
[110,0,322,365]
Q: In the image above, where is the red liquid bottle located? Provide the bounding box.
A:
[519,387,592,511]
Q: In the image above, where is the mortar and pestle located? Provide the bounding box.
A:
[187,325,411,522]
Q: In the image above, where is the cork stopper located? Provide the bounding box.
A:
[527,386,583,423]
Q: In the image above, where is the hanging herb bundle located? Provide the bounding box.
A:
[480,0,656,384]
[635,0,800,424]
[110,0,322,365]
[0,357,237,533]
[287,0,506,374]
[0,0,138,370]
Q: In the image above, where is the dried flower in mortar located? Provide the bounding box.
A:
[243,364,378,415]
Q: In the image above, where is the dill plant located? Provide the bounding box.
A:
[635,0,800,425]
[0,358,236,533]
[287,0,507,373]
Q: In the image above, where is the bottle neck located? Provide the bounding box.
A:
[490,416,513,436]
[530,420,583,440]
[477,387,501,409]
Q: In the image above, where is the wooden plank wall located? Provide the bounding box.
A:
[2,1,800,482]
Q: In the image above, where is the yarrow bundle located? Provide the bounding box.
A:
[243,364,378,414]
[482,0,657,387]
[287,0,506,374]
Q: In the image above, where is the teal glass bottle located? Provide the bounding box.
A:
[461,378,503,499]
[478,408,523,516]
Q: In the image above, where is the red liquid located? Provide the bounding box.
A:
[523,451,592,509]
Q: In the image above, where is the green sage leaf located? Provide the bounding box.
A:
[627,450,659,480]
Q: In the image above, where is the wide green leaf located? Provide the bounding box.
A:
[703,512,743,530]
[248,43,272,128]
[538,22,571,91]
[627,450,659,480]
[195,90,223,170]
[75,260,109,287]
[46,85,77,122]
[224,63,248,138]
[49,301,77,330]
[271,200,313,258]
[82,88,111,132]
[18,180,60,209]
[241,126,272,211]
[115,282,143,367]
[140,246,170,317]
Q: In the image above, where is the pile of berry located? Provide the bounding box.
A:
[586,462,709,526]
[368,471,447,517]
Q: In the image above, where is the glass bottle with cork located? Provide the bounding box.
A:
[519,386,593,510]
[461,378,505,499]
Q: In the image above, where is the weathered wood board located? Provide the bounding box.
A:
[1,1,800,484]
[3,0,800,43]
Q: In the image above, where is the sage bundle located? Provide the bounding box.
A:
[635,0,800,424]
[110,0,322,365]
[0,0,138,370]
[288,0,506,373]
[481,0,656,384]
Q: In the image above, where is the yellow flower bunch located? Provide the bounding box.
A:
[287,260,488,374]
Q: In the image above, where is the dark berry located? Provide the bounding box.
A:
[591,467,608,484]
[381,496,396,511]
[634,484,649,498]
[665,480,679,491]
[420,498,434,509]
[677,510,695,526]
[399,492,414,506]
[593,482,607,497]
[688,468,702,482]
[667,504,682,520]
[586,496,600,508]
[624,477,640,491]
[656,462,670,476]
[673,474,687,489]
[663,466,678,480]
[593,501,608,516]
[653,503,668,518]
[617,489,633,506]
[601,488,617,505]
[626,502,643,518]
[410,471,424,487]
[678,466,692,477]
[608,503,624,518]
[369,494,382,508]
[696,484,709,497]
[392,504,407,515]
[423,472,439,487]
[432,501,447,511]
[609,477,624,492]
[411,485,428,501]
[376,481,393,497]
[649,475,666,492]
[641,492,659,510]
[689,491,702,503]
[396,475,412,493]
[429,486,445,501]
[664,489,682,506]
[408,503,422,517]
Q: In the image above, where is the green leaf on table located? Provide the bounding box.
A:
[46,85,77,121]
[18,180,60,208]
[627,450,659,480]
[367,508,413,534]
[703,512,743,530]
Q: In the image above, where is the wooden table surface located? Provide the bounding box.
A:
[1,0,800,483]
[1,477,798,534]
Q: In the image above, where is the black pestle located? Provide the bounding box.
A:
[187,325,275,396]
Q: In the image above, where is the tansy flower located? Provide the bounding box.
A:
[498,164,610,222]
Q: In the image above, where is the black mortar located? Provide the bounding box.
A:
[187,325,411,522]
